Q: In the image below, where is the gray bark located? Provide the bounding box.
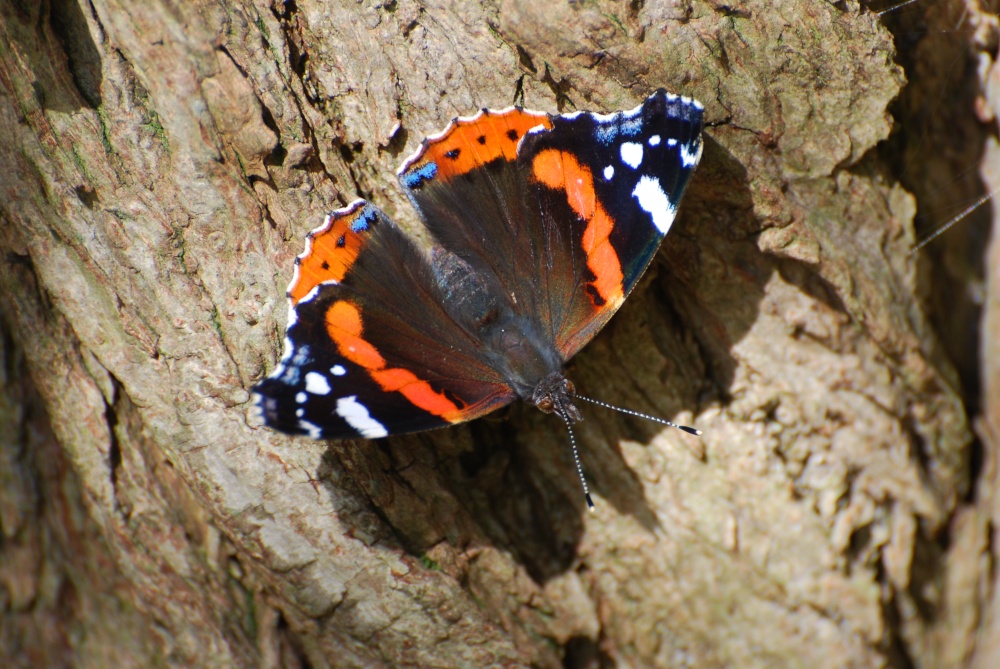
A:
[0,1,994,667]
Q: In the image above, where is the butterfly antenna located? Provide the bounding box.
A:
[910,190,995,255]
[575,395,702,436]
[556,409,595,512]
[873,0,922,18]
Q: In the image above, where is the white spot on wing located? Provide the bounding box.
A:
[603,165,614,180]
[667,138,678,147]
[648,135,661,146]
[295,392,307,404]
[331,365,347,376]
[632,175,678,234]
[620,142,643,169]
[304,371,331,395]
[298,420,323,439]
[336,396,388,438]
[680,140,702,167]
[291,344,311,366]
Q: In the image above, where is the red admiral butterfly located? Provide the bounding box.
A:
[253,89,704,509]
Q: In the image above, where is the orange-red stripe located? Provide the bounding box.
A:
[324,300,464,421]
[290,210,367,304]
[325,300,385,370]
[371,368,464,419]
[405,110,553,182]
[531,149,624,306]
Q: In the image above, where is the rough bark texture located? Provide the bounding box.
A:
[0,0,995,667]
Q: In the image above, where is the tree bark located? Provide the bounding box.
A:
[0,0,994,667]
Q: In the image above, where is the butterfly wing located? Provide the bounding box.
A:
[520,90,705,358]
[253,201,516,439]
[397,106,564,343]
[256,91,703,438]
[398,89,704,364]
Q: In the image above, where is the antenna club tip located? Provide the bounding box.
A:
[680,426,702,436]
[585,493,595,511]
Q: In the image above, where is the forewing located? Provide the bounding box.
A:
[397,90,704,363]
[518,89,704,358]
[253,201,516,439]
[397,107,564,340]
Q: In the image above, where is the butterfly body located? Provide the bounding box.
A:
[254,89,704,441]
[428,246,563,404]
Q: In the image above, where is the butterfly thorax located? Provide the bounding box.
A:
[433,247,570,410]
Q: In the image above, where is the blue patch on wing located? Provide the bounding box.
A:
[594,110,643,145]
[400,161,438,189]
[350,205,377,232]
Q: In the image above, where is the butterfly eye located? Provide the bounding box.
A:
[536,397,554,413]
[564,379,576,396]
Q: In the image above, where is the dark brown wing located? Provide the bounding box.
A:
[397,89,704,362]
[253,200,516,439]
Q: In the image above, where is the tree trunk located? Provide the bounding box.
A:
[0,0,995,667]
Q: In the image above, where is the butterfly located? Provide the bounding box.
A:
[253,89,704,508]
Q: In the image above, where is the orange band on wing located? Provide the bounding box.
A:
[370,368,464,419]
[531,149,624,307]
[402,109,553,183]
[326,300,386,370]
[289,204,372,305]
[325,300,464,421]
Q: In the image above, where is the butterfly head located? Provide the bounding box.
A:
[530,372,594,510]
[530,372,583,423]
